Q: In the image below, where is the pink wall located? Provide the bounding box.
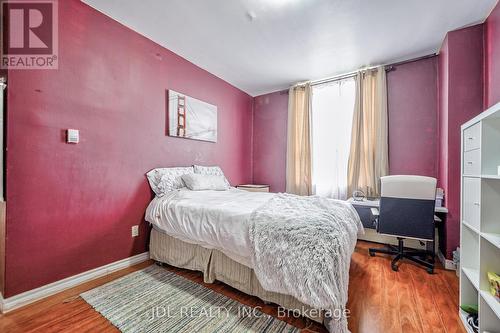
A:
[485,1,500,107]
[252,91,289,192]
[438,25,485,258]
[5,0,500,298]
[387,57,438,177]
[4,0,253,297]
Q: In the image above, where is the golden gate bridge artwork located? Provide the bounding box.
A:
[168,90,218,142]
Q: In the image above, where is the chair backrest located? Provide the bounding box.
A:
[377,175,437,241]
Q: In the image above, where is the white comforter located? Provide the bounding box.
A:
[249,193,363,333]
[145,188,273,267]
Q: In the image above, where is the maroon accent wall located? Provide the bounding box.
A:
[485,1,500,107]
[437,25,485,258]
[252,91,288,193]
[387,57,438,177]
[4,0,253,297]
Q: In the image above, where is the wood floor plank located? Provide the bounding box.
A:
[0,241,464,333]
[429,268,465,333]
[359,248,384,333]
[380,257,402,333]
[346,246,365,333]
[410,265,446,333]
[395,262,424,333]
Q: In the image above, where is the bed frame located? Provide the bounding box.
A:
[149,227,323,324]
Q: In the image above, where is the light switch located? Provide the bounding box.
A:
[67,129,79,144]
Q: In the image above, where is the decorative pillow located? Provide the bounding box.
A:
[181,174,230,191]
[146,166,194,197]
[193,165,230,187]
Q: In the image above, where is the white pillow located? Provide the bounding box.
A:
[181,173,230,191]
[193,165,230,187]
[146,166,194,197]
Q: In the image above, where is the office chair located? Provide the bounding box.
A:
[368,175,437,274]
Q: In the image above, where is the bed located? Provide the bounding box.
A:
[145,167,363,333]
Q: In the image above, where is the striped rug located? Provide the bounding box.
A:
[81,265,300,333]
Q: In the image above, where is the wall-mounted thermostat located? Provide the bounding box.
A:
[67,129,79,144]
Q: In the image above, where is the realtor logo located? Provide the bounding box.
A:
[1,0,58,69]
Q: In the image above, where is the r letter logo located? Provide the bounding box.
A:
[1,0,58,69]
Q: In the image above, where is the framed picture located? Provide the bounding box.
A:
[167,90,217,142]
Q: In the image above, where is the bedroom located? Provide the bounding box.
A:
[0,0,500,332]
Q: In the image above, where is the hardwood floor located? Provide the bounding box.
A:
[347,242,464,333]
[0,241,464,333]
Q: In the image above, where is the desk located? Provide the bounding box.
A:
[347,198,448,214]
[347,198,448,254]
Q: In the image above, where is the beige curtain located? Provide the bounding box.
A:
[286,83,313,196]
[347,67,389,197]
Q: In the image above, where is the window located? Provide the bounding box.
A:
[311,78,356,199]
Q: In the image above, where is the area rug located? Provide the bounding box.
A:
[80,265,299,333]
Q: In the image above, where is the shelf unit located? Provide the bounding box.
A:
[460,101,500,333]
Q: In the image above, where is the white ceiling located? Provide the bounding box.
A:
[83,0,498,96]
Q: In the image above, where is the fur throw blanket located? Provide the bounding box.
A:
[249,193,363,333]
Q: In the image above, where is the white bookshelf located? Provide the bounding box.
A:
[460,101,500,333]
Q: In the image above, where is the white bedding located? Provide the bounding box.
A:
[145,188,273,267]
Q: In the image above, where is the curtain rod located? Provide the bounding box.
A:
[310,53,437,87]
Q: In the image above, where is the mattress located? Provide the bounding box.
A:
[145,187,274,268]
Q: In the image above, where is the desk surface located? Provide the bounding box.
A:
[347,198,449,214]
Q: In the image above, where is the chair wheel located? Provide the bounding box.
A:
[427,267,434,274]
[391,264,398,272]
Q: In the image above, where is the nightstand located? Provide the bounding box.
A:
[236,184,270,192]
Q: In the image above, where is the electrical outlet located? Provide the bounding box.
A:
[66,129,79,144]
[131,225,139,237]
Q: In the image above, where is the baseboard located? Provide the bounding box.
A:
[0,251,149,313]
[437,250,456,271]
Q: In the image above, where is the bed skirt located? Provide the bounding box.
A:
[149,227,323,323]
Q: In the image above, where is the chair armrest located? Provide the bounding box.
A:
[370,208,379,217]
